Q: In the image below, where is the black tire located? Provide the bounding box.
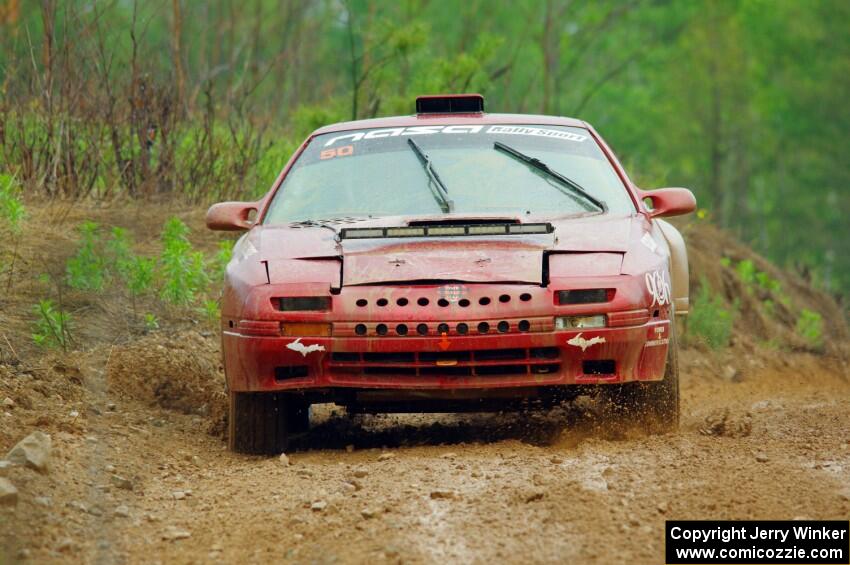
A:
[636,318,680,433]
[228,392,310,454]
[598,318,680,433]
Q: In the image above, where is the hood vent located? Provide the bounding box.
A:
[339,222,553,240]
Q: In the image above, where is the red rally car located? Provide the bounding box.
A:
[207,94,696,454]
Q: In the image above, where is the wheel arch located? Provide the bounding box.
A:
[655,219,689,316]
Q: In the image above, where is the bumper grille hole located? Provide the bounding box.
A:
[479,297,491,305]
[421,351,471,362]
[396,324,409,336]
[364,367,416,376]
[364,352,415,363]
[376,324,388,336]
[520,293,532,301]
[476,365,525,376]
[331,352,360,362]
[421,366,472,377]
[458,299,470,307]
[418,297,429,306]
[497,321,510,333]
[397,298,409,306]
[416,323,429,335]
[437,323,449,334]
[532,363,560,374]
[477,322,490,334]
[530,347,560,359]
[355,324,367,336]
[356,299,368,307]
[474,348,524,361]
[583,360,616,375]
[518,320,531,332]
[499,294,511,303]
[456,323,469,335]
[437,298,450,307]
[275,366,309,380]
[377,298,388,307]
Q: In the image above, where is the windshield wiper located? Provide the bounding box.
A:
[493,141,607,212]
[407,138,454,213]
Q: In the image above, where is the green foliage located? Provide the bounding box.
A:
[735,259,757,288]
[32,300,72,350]
[143,313,159,332]
[795,309,823,348]
[158,217,209,305]
[687,279,736,349]
[127,256,156,298]
[106,227,135,281]
[200,299,221,325]
[209,240,234,282]
[66,221,108,291]
[0,174,26,234]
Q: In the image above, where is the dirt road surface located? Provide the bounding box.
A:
[1,342,848,564]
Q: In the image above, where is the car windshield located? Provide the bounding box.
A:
[264,123,635,223]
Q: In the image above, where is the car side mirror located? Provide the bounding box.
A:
[206,201,259,231]
[640,188,697,218]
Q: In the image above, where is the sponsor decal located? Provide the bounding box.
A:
[645,337,670,347]
[645,269,671,307]
[486,125,587,142]
[438,284,468,304]
[324,125,484,146]
[285,338,326,357]
[654,326,666,334]
[322,124,587,146]
[567,333,606,352]
[640,232,659,253]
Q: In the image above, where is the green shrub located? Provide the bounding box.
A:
[200,299,220,325]
[736,259,757,289]
[0,173,26,233]
[32,299,72,350]
[795,309,823,348]
[209,240,234,281]
[158,217,209,305]
[143,313,159,332]
[687,278,736,349]
[66,221,108,291]
[106,227,135,281]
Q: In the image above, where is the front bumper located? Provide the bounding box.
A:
[222,318,671,392]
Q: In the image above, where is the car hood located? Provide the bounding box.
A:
[258,214,637,286]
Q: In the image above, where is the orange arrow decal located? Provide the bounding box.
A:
[438,331,450,351]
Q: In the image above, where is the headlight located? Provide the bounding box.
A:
[232,236,258,262]
[555,315,607,330]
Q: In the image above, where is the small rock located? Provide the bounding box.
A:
[550,456,563,465]
[2,397,14,408]
[57,538,77,553]
[296,469,313,478]
[16,548,30,560]
[172,491,186,500]
[162,526,191,541]
[115,505,130,517]
[429,489,456,500]
[377,453,395,462]
[68,501,88,513]
[0,478,18,506]
[106,403,116,411]
[722,365,741,382]
[293,533,304,542]
[353,468,368,478]
[311,500,327,512]
[755,453,769,463]
[441,452,457,459]
[34,496,51,507]
[87,505,104,516]
[85,436,98,444]
[345,444,355,453]
[111,474,134,490]
[361,508,377,519]
[524,490,545,503]
[69,410,80,419]
[105,464,116,473]
[0,460,12,475]
[5,431,52,473]
[279,453,290,466]
[657,502,669,514]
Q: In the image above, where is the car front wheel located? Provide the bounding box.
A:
[228,392,310,454]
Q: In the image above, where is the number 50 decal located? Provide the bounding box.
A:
[320,145,354,160]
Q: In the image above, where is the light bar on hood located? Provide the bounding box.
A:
[339,223,553,240]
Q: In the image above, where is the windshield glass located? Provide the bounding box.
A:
[264,124,635,223]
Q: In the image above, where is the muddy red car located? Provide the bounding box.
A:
[207,94,696,453]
